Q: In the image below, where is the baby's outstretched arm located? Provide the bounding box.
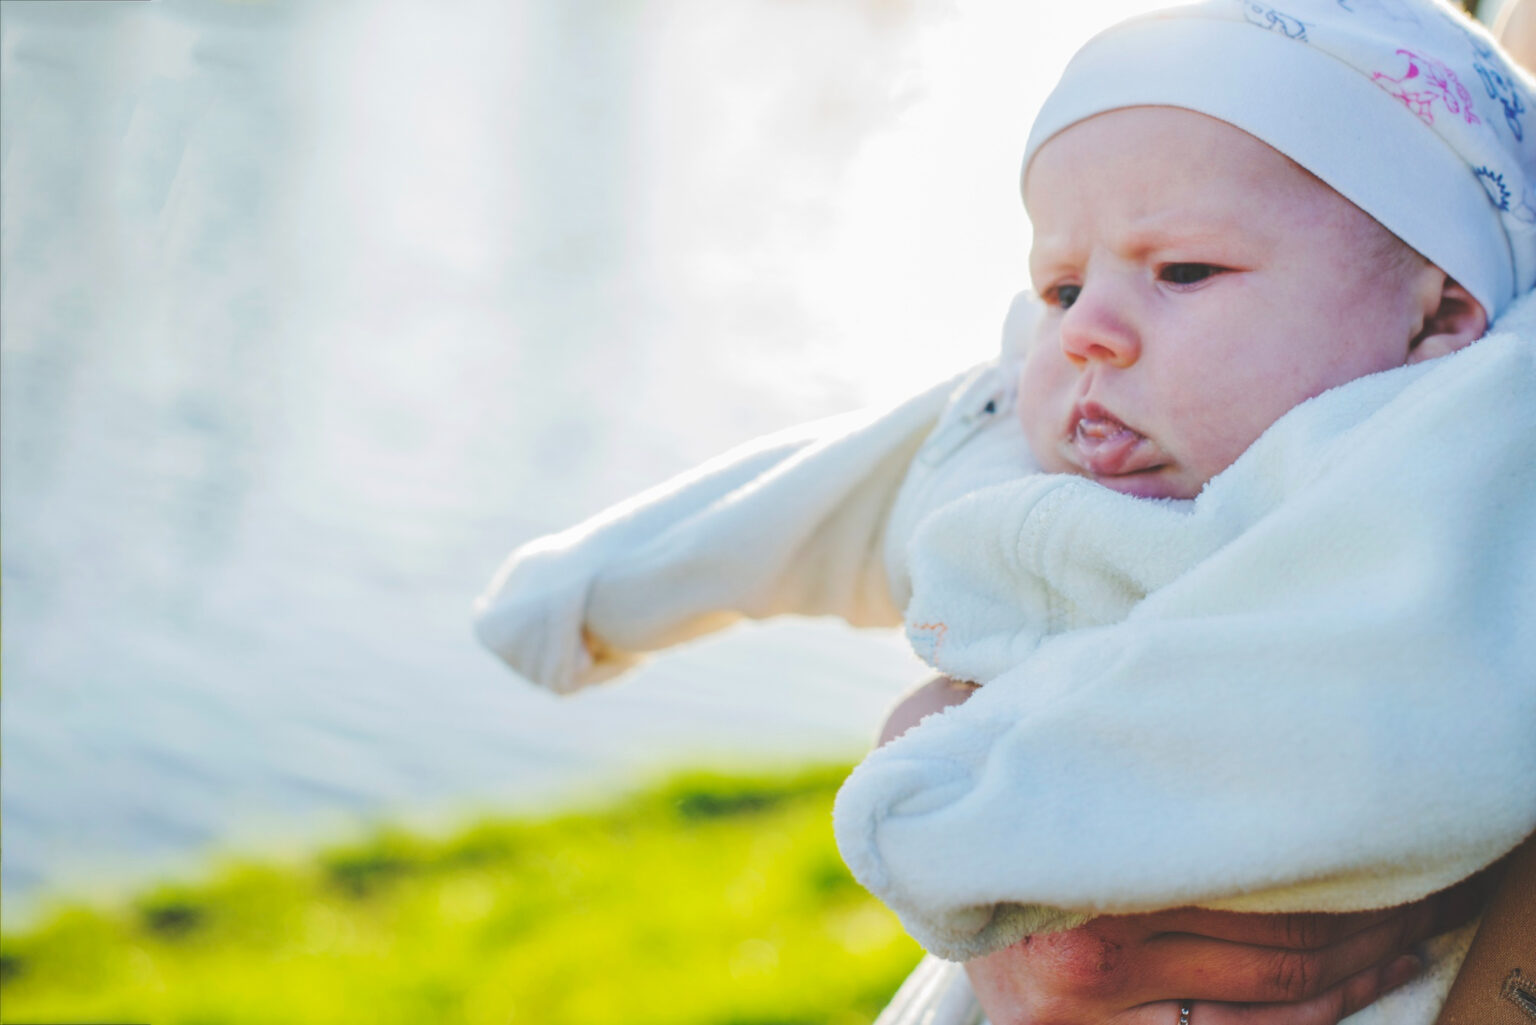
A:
[475,371,963,693]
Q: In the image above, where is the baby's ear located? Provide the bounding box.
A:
[1407,276,1487,364]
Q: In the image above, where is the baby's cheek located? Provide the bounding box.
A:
[1016,344,1074,471]
[1178,400,1276,486]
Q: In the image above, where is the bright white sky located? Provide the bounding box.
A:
[796,0,1183,401]
[283,0,1179,414]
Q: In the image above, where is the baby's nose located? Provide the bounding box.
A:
[1058,290,1141,368]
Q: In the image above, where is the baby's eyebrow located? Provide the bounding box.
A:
[1028,209,1261,268]
[1026,243,1077,283]
[1118,221,1244,255]
[1118,227,1234,255]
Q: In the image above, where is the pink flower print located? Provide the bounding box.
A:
[1372,49,1480,127]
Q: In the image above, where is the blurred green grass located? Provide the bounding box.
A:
[0,765,923,1025]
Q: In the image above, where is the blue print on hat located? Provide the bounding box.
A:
[1243,3,1310,39]
[1478,166,1513,211]
[1478,63,1528,141]
[1516,188,1536,225]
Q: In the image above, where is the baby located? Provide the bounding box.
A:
[475,1,1536,1022]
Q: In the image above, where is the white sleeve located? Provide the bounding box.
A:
[472,373,964,694]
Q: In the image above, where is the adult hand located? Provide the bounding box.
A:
[876,675,979,746]
[964,874,1491,1025]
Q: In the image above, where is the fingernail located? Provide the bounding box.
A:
[1383,953,1425,992]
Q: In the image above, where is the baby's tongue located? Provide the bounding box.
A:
[1074,414,1148,475]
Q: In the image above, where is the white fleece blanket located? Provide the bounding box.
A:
[476,293,1536,1023]
[833,297,1536,959]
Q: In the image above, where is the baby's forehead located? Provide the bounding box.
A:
[1027,108,1390,238]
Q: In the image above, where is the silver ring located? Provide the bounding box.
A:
[1178,1004,1192,1025]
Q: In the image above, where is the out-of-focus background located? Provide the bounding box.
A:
[2,0,1155,919]
[0,0,1502,1020]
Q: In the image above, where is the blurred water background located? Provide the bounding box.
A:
[1,0,1164,924]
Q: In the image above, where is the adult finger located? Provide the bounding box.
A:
[1138,906,1399,950]
[876,676,977,746]
[1134,902,1436,1003]
[1142,868,1491,952]
[1179,951,1423,1025]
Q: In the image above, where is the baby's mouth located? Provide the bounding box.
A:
[1069,406,1163,478]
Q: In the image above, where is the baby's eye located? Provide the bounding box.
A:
[1159,263,1225,286]
[1046,284,1081,309]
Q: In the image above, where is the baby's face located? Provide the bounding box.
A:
[1019,107,1435,500]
